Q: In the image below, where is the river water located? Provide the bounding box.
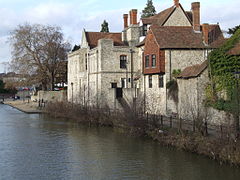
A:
[0,104,239,180]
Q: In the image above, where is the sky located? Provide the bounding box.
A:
[0,0,239,73]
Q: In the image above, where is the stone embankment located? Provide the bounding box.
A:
[3,100,43,114]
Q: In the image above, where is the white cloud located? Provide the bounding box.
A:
[0,0,239,73]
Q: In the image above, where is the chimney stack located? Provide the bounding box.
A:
[191,2,200,31]
[202,23,209,45]
[174,0,180,7]
[129,9,138,25]
[123,14,128,29]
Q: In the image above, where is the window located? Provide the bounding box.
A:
[121,78,125,88]
[152,54,156,67]
[159,75,164,88]
[149,75,152,88]
[120,55,127,69]
[142,24,148,36]
[85,54,88,70]
[111,83,117,88]
[145,55,149,68]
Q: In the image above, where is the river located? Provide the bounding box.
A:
[0,104,239,180]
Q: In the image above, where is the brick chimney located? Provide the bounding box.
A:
[202,23,209,45]
[191,2,200,31]
[174,0,180,7]
[123,14,128,29]
[129,9,138,25]
[129,10,132,25]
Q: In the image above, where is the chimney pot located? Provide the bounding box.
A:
[192,2,200,31]
[130,9,138,25]
[174,0,180,7]
[202,23,209,45]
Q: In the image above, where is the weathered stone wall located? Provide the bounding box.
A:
[68,48,88,104]
[35,90,67,102]
[165,49,208,115]
[142,74,166,114]
[164,7,192,26]
[177,69,234,126]
[125,24,140,46]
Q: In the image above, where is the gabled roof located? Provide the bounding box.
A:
[143,25,225,49]
[85,32,125,49]
[150,25,206,49]
[141,4,192,26]
[206,25,226,48]
[227,42,240,55]
[142,6,175,25]
[177,61,208,79]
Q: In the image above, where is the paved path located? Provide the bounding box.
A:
[3,100,43,114]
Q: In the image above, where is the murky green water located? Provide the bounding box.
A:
[0,104,239,180]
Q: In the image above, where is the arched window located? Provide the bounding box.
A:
[120,55,127,69]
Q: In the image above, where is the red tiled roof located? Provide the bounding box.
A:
[177,61,208,79]
[207,25,226,48]
[148,25,225,49]
[227,42,240,55]
[85,32,125,49]
[141,4,192,26]
[150,25,206,49]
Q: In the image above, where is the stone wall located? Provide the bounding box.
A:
[164,7,192,26]
[33,90,67,102]
[68,48,88,104]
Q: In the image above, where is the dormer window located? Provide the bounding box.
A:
[142,24,148,36]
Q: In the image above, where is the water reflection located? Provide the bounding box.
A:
[0,104,239,180]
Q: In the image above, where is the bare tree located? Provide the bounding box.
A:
[10,23,71,90]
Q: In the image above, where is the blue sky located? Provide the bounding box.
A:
[0,0,239,73]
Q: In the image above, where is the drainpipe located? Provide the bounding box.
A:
[130,49,134,88]
[96,49,99,107]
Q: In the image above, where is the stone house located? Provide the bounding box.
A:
[68,0,230,125]
[68,9,141,109]
[136,0,226,123]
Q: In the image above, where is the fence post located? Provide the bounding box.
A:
[205,121,208,136]
[160,115,163,128]
[170,116,172,128]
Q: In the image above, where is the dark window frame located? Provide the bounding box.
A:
[152,54,156,67]
[120,55,127,69]
[159,75,164,88]
[145,55,150,68]
[143,24,148,36]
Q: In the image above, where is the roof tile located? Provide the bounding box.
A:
[85,32,125,49]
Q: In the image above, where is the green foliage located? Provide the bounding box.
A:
[228,25,240,35]
[141,0,156,18]
[100,20,109,33]
[172,69,181,77]
[166,79,178,103]
[207,29,240,112]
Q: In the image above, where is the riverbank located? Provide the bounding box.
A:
[3,100,43,114]
[45,102,240,167]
